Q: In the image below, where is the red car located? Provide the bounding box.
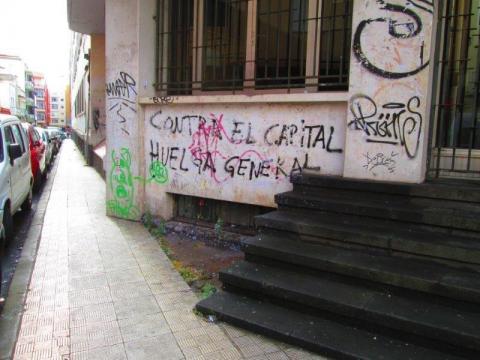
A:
[21,123,46,189]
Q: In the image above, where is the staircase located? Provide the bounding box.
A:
[196,175,480,359]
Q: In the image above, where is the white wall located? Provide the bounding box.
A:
[144,101,346,207]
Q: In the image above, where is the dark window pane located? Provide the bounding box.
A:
[158,0,194,95]
[318,0,352,90]
[12,125,25,153]
[202,0,248,91]
[437,0,480,149]
[255,0,308,89]
[4,126,15,145]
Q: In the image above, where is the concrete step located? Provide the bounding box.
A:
[242,235,480,303]
[275,191,480,232]
[291,174,480,203]
[221,261,480,353]
[197,291,466,360]
[255,210,480,266]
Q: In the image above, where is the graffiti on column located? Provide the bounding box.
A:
[363,151,398,173]
[107,148,140,219]
[106,72,137,136]
[348,95,423,159]
[108,147,168,219]
[353,0,434,79]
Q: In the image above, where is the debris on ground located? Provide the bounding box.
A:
[142,214,244,296]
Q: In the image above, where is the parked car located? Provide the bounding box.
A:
[36,127,53,168]
[0,115,33,240]
[58,130,67,141]
[46,128,61,155]
[0,220,4,305]
[21,122,46,190]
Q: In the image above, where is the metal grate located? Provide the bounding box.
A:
[157,0,194,95]
[318,0,352,90]
[255,0,308,89]
[430,0,480,177]
[155,0,353,94]
[202,0,248,90]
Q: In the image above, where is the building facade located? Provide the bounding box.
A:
[49,91,67,127]
[25,70,35,123]
[0,54,27,119]
[32,72,50,126]
[67,0,479,221]
[69,31,106,167]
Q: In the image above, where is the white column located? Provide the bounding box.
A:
[343,0,435,183]
[105,0,143,220]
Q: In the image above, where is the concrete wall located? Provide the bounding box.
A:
[144,100,346,208]
[89,34,106,147]
[344,0,435,182]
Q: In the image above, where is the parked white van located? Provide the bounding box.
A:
[0,115,33,241]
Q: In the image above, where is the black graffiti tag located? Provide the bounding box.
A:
[106,72,137,135]
[348,95,422,159]
[353,1,433,79]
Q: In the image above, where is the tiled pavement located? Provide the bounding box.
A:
[12,140,325,360]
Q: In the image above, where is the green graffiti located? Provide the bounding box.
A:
[149,161,169,184]
[108,148,140,219]
[108,149,168,219]
[134,161,169,185]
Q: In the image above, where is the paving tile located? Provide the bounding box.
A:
[109,281,152,301]
[69,273,108,291]
[106,268,144,286]
[68,287,111,308]
[70,302,117,327]
[124,334,184,360]
[113,296,161,320]
[71,344,127,360]
[118,313,170,342]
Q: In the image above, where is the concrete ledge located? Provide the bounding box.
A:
[139,92,349,105]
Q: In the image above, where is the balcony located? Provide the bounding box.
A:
[67,0,105,34]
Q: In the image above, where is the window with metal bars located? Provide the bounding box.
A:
[430,0,480,175]
[155,0,353,94]
[202,0,248,90]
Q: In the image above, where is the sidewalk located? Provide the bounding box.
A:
[12,140,323,360]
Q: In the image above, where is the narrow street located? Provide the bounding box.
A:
[2,140,321,360]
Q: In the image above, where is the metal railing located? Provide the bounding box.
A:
[429,0,480,177]
[155,0,353,94]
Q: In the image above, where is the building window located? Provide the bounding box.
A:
[37,112,45,121]
[202,0,248,90]
[51,97,58,102]
[156,0,353,94]
[255,0,307,89]
[75,78,86,116]
[318,0,352,90]
[52,104,58,110]
[36,100,45,109]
